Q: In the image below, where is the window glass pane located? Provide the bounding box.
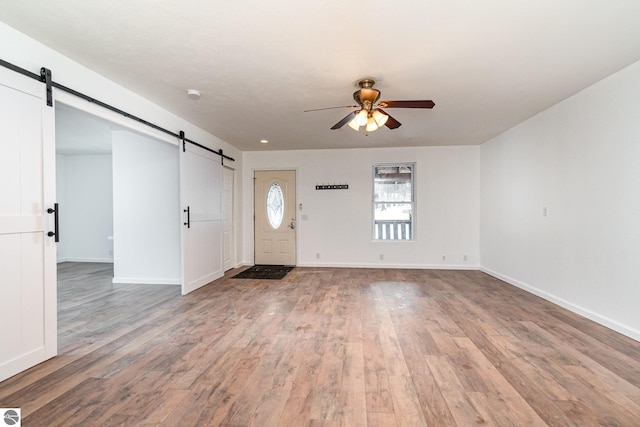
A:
[374,203,412,221]
[266,182,284,229]
[374,165,412,202]
[374,203,412,240]
[373,163,414,240]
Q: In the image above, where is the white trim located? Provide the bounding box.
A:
[481,267,640,342]
[57,257,114,263]
[223,165,236,272]
[112,277,181,285]
[296,262,479,270]
[0,346,50,383]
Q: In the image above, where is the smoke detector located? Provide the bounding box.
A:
[186,89,201,100]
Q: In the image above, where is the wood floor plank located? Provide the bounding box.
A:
[361,284,396,415]
[276,339,323,426]
[1,263,639,426]
[387,375,428,426]
[366,412,398,427]
[370,284,411,377]
[339,342,367,427]
[138,387,191,424]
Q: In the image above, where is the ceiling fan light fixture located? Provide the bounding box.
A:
[348,110,385,133]
[372,109,388,127]
[355,109,368,126]
[348,118,361,131]
[365,116,379,132]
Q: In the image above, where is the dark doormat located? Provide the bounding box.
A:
[233,265,294,280]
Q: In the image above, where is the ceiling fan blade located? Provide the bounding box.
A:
[377,109,402,129]
[378,100,435,109]
[331,111,357,130]
[304,105,357,112]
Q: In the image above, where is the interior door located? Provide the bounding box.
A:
[223,167,234,271]
[180,143,224,295]
[0,67,57,381]
[254,170,296,265]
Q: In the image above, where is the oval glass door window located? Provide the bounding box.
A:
[266,182,284,229]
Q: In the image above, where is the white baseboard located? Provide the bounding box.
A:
[480,267,640,342]
[112,277,180,285]
[295,261,479,270]
[57,257,113,263]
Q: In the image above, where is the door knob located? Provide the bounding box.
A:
[289,220,296,230]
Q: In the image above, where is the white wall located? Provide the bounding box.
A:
[112,131,181,284]
[56,154,113,262]
[480,59,640,341]
[243,146,479,268]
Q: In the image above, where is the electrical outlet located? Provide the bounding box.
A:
[463,254,468,262]
[316,253,320,259]
[379,254,384,261]
[442,254,446,261]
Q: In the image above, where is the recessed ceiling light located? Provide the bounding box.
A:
[260,139,269,144]
[186,89,201,100]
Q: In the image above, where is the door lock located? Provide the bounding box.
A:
[289,220,296,230]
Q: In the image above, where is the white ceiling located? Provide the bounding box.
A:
[2,1,640,152]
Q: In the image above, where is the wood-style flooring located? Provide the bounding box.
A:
[1,262,639,426]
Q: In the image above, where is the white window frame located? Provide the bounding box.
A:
[372,162,416,241]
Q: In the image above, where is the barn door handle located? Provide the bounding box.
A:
[47,203,59,242]
[183,206,190,228]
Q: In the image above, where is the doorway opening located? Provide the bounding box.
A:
[54,103,183,347]
[55,104,114,266]
[55,104,182,284]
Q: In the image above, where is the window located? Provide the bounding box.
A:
[373,163,415,240]
[266,182,284,229]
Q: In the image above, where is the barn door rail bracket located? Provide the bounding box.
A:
[0,58,234,162]
[40,67,53,106]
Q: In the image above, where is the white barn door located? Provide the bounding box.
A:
[180,143,224,295]
[0,68,57,381]
[223,167,234,271]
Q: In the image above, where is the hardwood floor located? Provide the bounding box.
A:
[1,263,639,426]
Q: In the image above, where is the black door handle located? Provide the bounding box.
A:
[184,206,190,228]
[47,203,59,242]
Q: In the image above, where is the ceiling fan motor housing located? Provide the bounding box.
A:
[353,78,381,109]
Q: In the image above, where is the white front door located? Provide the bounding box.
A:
[223,167,234,271]
[254,170,296,265]
[0,68,57,381]
[180,143,224,295]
